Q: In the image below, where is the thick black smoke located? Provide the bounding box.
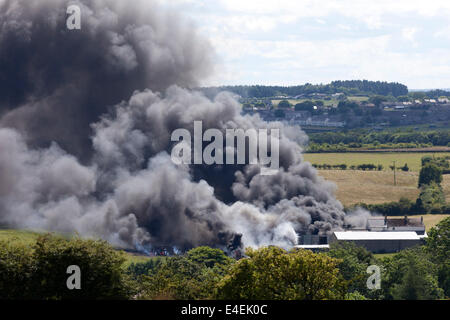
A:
[0,0,367,251]
[0,0,213,158]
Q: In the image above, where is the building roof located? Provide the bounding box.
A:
[294,244,330,249]
[367,219,385,228]
[387,218,423,227]
[333,231,421,240]
[367,217,424,228]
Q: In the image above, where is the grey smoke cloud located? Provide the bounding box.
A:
[0,0,213,157]
[0,0,369,251]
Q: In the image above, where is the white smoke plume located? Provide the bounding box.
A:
[0,0,369,251]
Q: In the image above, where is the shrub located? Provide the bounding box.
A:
[274,109,285,118]
[136,247,232,300]
[31,235,134,300]
[418,163,443,187]
[382,247,444,300]
[327,242,380,298]
[139,256,224,300]
[216,247,346,300]
[127,257,166,279]
[426,217,450,297]
[278,100,291,109]
[0,241,34,299]
[416,182,446,213]
[0,235,135,300]
[421,156,433,166]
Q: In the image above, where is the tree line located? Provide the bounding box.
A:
[313,163,386,171]
[309,129,450,147]
[199,80,408,99]
[1,217,449,300]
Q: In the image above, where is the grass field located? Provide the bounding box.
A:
[0,228,148,266]
[317,170,421,205]
[271,96,367,107]
[271,98,339,107]
[420,214,449,231]
[316,170,450,206]
[304,152,450,172]
[0,229,44,246]
[347,96,370,102]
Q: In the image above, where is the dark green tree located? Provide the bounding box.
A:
[295,100,314,112]
[418,163,442,187]
[381,247,444,300]
[274,109,285,118]
[0,235,135,300]
[216,247,346,300]
[391,256,437,300]
[0,241,34,299]
[139,255,224,300]
[426,217,450,297]
[327,242,379,298]
[416,181,445,213]
[31,235,134,300]
[185,246,233,271]
[277,100,291,108]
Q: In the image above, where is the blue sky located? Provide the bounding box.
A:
[165,0,450,89]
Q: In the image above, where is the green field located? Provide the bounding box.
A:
[271,95,368,107]
[421,214,450,231]
[347,96,370,102]
[304,152,450,172]
[0,229,44,246]
[0,229,149,266]
[271,98,339,107]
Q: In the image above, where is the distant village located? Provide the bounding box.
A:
[240,92,450,130]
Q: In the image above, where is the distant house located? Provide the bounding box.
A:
[329,231,424,253]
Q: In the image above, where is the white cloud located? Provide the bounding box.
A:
[169,0,450,88]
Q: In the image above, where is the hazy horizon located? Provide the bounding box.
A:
[166,0,450,90]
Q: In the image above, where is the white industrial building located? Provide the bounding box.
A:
[329,231,425,253]
[296,216,427,253]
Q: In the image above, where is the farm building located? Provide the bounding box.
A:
[366,216,425,235]
[296,216,427,253]
[329,231,425,253]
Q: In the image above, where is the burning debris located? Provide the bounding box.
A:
[0,0,370,254]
